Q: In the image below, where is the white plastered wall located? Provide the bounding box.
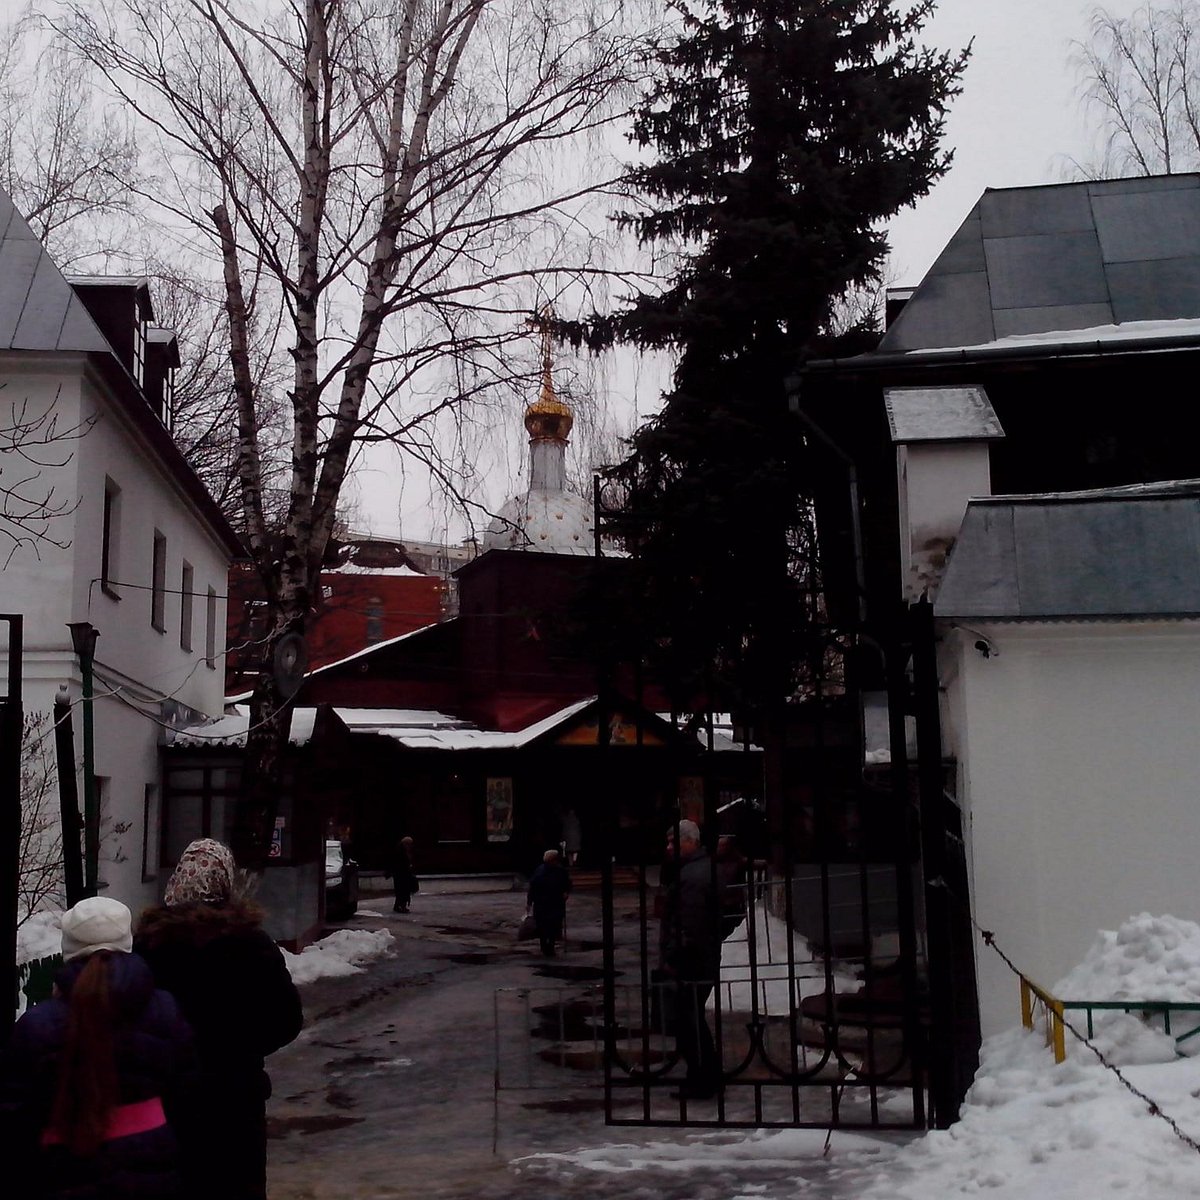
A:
[941,620,1200,1037]
[2,354,231,912]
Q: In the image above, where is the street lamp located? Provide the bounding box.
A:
[66,622,99,898]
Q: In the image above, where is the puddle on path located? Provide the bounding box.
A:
[533,964,606,981]
[267,1114,364,1138]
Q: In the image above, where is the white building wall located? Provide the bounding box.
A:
[2,354,232,913]
[943,621,1200,1037]
[897,442,991,602]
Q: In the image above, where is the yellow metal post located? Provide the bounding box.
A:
[1051,1001,1066,1063]
[1020,979,1033,1030]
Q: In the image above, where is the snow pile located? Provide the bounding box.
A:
[855,1028,1200,1199]
[853,915,1200,1198]
[1047,913,1200,1064]
[1055,913,1200,1003]
[17,910,62,965]
[282,928,393,984]
[713,905,858,1015]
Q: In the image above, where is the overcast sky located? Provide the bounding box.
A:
[889,0,1145,282]
[372,0,1150,544]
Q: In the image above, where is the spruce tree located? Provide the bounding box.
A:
[584,0,968,712]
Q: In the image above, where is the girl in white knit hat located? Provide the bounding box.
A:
[0,897,197,1198]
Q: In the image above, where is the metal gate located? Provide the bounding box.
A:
[587,488,943,1131]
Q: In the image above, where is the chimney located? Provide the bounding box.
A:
[885,385,1005,602]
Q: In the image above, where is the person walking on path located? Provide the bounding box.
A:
[134,838,303,1200]
[387,835,419,913]
[660,819,722,1100]
[526,849,572,957]
[0,897,197,1199]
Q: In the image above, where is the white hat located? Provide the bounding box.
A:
[60,897,134,962]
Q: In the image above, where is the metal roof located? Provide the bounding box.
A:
[0,195,113,353]
[881,175,1200,354]
[0,186,245,559]
[934,481,1200,619]
[884,385,1005,443]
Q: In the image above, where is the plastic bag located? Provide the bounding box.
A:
[518,911,538,941]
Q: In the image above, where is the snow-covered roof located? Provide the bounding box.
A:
[173,696,599,752]
[655,713,762,753]
[904,317,1200,358]
[170,706,323,748]
[884,385,1005,443]
[322,563,423,577]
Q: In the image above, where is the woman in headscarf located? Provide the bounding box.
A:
[0,897,196,1199]
[135,839,302,1200]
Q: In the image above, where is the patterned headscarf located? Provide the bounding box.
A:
[164,838,236,907]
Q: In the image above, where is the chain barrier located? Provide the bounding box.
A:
[928,876,1200,1160]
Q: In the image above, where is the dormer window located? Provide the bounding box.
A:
[132,311,147,387]
[163,366,176,430]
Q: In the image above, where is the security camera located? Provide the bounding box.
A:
[974,639,992,659]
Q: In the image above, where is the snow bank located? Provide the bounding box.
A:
[1054,913,1200,1003]
[282,928,393,984]
[855,1029,1200,1199]
[853,914,1200,1198]
[713,905,857,1015]
[17,910,62,965]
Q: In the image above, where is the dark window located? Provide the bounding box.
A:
[132,312,147,387]
[151,531,167,632]
[366,596,384,643]
[141,784,159,882]
[205,586,217,669]
[163,368,176,431]
[180,561,194,651]
[101,479,121,597]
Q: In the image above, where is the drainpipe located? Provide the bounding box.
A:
[67,623,100,898]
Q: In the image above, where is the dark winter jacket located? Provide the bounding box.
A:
[387,845,418,897]
[0,951,197,1200]
[134,901,303,1200]
[661,848,720,981]
[527,862,572,931]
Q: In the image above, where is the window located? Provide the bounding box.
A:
[132,312,147,387]
[366,596,384,643]
[205,586,217,669]
[163,368,176,431]
[101,479,121,598]
[141,784,160,882]
[180,561,194,651]
[151,531,167,631]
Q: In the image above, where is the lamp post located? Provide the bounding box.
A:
[67,622,99,898]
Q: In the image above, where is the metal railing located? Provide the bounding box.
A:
[1019,975,1200,1063]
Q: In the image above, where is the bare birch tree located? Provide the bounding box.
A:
[53,0,650,862]
[0,17,140,267]
[1076,1,1200,176]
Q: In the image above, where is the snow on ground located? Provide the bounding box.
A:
[857,913,1200,1198]
[713,906,858,1014]
[535,914,1200,1198]
[854,1028,1200,1199]
[281,928,394,984]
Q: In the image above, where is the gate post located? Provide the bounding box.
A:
[911,599,980,1126]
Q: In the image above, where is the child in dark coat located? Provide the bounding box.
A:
[0,898,196,1200]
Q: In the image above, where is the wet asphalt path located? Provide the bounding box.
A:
[265,884,910,1199]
